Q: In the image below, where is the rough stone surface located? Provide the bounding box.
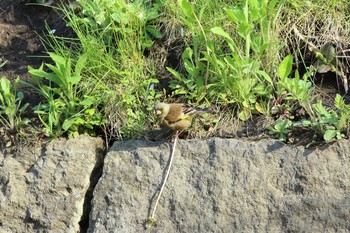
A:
[0,136,105,233]
[88,138,350,233]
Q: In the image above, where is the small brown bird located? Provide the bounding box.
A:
[154,102,209,131]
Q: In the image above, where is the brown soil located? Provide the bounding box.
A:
[0,0,69,105]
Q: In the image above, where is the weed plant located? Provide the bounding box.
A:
[10,0,350,142]
[25,53,105,138]
[27,0,165,139]
[64,0,163,139]
[163,0,350,141]
[0,76,29,131]
[168,0,283,120]
[0,76,29,146]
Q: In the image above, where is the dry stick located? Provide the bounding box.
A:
[292,25,319,53]
[149,131,179,221]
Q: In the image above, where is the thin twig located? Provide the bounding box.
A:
[149,130,179,222]
[292,25,319,52]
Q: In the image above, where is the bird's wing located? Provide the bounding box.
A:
[182,104,199,116]
[165,103,208,122]
[164,104,185,122]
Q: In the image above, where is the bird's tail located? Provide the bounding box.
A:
[183,104,212,116]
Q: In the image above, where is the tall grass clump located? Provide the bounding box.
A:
[24,0,350,142]
[163,0,285,121]
[33,0,164,139]
[26,52,106,138]
[0,76,30,146]
[161,0,350,141]
[270,0,350,141]
[279,0,350,92]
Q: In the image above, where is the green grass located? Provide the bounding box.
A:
[35,0,164,139]
[3,0,350,144]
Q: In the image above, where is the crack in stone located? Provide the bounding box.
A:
[78,148,106,233]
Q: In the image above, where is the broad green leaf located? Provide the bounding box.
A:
[248,0,261,22]
[256,70,273,86]
[195,76,204,89]
[68,76,82,85]
[29,68,64,87]
[334,94,344,110]
[48,114,56,128]
[75,53,88,76]
[17,92,24,100]
[143,40,154,48]
[237,22,254,39]
[253,83,269,95]
[145,8,160,21]
[183,60,194,76]
[63,117,85,131]
[111,12,129,24]
[148,78,159,84]
[174,89,188,95]
[238,108,250,121]
[5,141,12,148]
[84,108,95,116]
[268,0,279,11]
[278,55,293,79]
[210,27,234,45]
[48,52,66,66]
[278,133,287,141]
[166,67,184,80]
[19,103,29,113]
[324,129,336,141]
[146,25,162,38]
[182,47,193,60]
[179,0,195,22]
[224,8,245,24]
[0,77,10,95]
[68,131,80,139]
[251,35,270,54]
[95,12,107,26]
[301,120,312,126]
[62,120,73,131]
[46,64,65,78]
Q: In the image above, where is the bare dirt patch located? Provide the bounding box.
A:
[0,0,68,105]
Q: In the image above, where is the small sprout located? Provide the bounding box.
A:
[145,217,157,228]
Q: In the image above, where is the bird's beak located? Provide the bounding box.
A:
[156,109,162,115]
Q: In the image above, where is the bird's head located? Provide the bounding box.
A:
[154,102,170,119]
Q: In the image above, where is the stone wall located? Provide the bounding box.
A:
[89,138,350,233]
[0,136,105,233]
[1,137,349,232]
